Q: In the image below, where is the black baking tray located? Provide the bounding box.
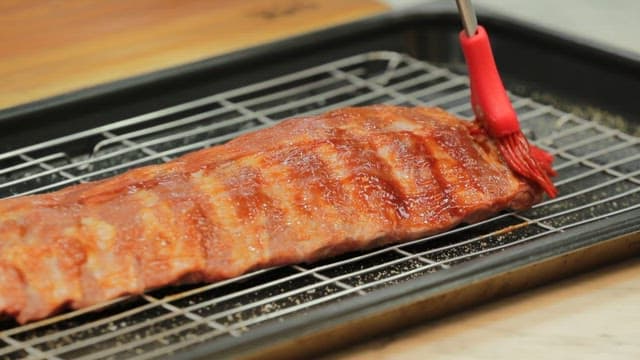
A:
[1,2,639,359]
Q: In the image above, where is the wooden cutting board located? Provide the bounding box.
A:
[0,0,387,110]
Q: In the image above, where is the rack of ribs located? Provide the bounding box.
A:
[0,105,549,323]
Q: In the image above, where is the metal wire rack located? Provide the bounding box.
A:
[0,51,638,359]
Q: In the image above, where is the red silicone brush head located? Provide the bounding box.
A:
[498,133,558,198]
[459,26,558,197]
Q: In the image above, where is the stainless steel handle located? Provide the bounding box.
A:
[455,0,478,36]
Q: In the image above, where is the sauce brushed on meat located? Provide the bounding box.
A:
[0,106,545,323]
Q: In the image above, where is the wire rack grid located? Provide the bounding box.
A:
[0,51,639,359]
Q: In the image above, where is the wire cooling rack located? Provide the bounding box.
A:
[0,51,639,359]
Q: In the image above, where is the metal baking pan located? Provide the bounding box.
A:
[0,2,639,359]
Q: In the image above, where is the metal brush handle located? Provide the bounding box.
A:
[455,0,478,36]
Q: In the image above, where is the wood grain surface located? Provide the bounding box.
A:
[0,0,387,109]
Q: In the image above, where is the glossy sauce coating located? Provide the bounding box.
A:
[0,106,543,323]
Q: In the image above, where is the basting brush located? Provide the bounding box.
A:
[455,0,558,197]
